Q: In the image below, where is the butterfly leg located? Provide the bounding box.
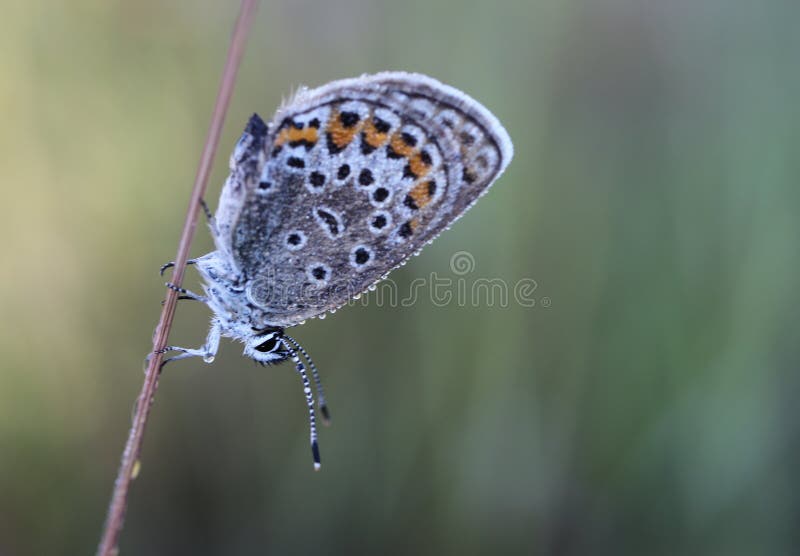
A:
[147,320,223,371]
[165,282,208,304]
[159,259,199,276]
[160,295,200,306]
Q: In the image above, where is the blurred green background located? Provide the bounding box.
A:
[2,0,799,554]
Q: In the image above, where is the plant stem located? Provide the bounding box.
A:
[95,1,258,554]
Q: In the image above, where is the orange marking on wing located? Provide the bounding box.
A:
[410,217,420,231]
[409,180,435,209]
[274,128,290,146]
[328,110,362,149]
[291,127,318,144]
[389,133,416,158]
[408,152,431,179]
[274,127,317,147]
[363,118,389,148]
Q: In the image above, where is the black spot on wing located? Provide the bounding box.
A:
[401,132,417,147]
[309,171,325,187]
[354,248,370,265]
[427,179,437,196]
[460,131,476,146]
[289,139,316,150]
[386,144,402,159]
[399,221,413,238]
[373,188,389,202]
[462,167,476,184]
[373,117,391,133]
[358,169,374,186]
[326,133,345,154]
[316,209,340,236]
[371,214,387,229]
[403,195,418,210]
[340,111,359,128]
[360,132,376,155]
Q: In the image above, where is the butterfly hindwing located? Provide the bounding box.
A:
[216,72,513,326]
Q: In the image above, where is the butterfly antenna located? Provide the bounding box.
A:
[199,197,220,238]
[282,340,321,471]
[283,334,330,425]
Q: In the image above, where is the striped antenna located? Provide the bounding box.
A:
[282,334,330,425]
[282,340,321,471]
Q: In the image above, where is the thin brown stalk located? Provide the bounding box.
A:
[96,2,258,554]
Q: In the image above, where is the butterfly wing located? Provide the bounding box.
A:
[217,72,513,327]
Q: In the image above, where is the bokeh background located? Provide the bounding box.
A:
[2,0,799,554]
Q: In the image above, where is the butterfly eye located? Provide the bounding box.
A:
[255,337,279,353]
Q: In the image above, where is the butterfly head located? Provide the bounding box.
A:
[243,327,291,365]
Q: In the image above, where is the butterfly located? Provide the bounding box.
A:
[157,72,513,469]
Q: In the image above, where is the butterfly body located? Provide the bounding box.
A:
[159,72,513,468]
